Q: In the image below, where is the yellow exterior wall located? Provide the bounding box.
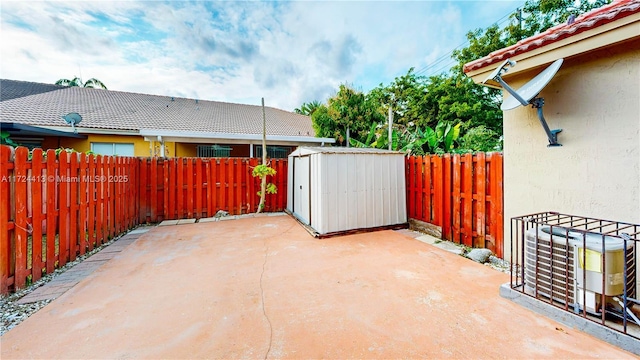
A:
[50,134,150,157]
[176,142,197,157]
[501,41,640,259]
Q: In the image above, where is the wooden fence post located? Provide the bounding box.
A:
[31,149,44,281]
[58,151,69,267]
[0,146,11,293]
[69,152,78,262]
[13,147,28,289]
[474,153,487,249]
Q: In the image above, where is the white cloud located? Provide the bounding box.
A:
[0,0,524,111]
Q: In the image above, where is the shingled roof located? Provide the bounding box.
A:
[1,79,66,101]
[0,79,317,138]
[463,0,640,73]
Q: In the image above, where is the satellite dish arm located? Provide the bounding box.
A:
[531,98,562,146]
[493,76,529,107]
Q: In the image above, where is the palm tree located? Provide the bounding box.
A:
[294,100,322,116]
[55,76,107,89]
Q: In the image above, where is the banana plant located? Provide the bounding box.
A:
[401,122,461,155]
[1,131,19,147]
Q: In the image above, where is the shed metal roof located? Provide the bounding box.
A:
[290,146,405,156]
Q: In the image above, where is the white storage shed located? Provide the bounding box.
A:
[287,147,407,236]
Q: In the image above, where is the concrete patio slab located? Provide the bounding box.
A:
[15,228,149,305]
[1,216,634,359]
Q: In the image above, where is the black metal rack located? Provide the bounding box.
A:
[511,212,639,339]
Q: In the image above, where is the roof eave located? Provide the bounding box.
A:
[0,123,87,139]
[465,11,640,86]
[139,129,335,145]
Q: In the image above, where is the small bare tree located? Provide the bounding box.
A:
[253,98,277,213]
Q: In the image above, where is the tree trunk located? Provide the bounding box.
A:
[257,98,267,213]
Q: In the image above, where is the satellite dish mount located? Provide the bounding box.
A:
[484,58,564,147]
[62,112,82,134]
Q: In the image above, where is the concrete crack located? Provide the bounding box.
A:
[260,243,273,360]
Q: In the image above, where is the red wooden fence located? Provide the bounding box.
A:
[0,145,287,294]
[406,153,504,257]
[2,144,502,294]
[0,147,141,293]
[137,157,287,222]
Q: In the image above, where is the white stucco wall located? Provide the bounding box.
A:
[503,44,640,259]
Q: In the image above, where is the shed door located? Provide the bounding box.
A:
[293,156,310,225]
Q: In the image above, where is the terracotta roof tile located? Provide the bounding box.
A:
[463,0,640,73]
[0,79,316,138]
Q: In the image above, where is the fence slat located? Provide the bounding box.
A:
[175,159,183,219]
[58,152,69,267]
[443,155,452,240]
[0,146,13,293]
[78,153,88,256]
[87,155,96,251]
[195,158,203,218]
[108,156,116,239]
[228,159,236,214]
[165,159,172,220]
[13,147,28,289]
[202,159,215,217]
[494,154,504,258]
[69,152,78,262]
[31,149,44,281]
[462,153,473,247]
[220,159,227,213]
[139,158,148,223]
[45,150,57,272]
[433,156,443,227]
[475,153,487,249]
[95,156,104,246]
[451,155,462,243]
[249,158,257,213]
[236,159,243,213]
[150,158,158,222]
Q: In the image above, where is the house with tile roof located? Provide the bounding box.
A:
[464,0,640,258]
[0,79,334,157]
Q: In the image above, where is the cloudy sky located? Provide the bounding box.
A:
[1,1,523,111]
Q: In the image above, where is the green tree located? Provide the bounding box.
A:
[369,68,430,128]
[55,76,108,89]
[458,125,502,152]
[311,85,384,145]
[424,73,502,133]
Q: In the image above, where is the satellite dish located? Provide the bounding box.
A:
[484,58,564,147]
[62,112,82,134]
[501,59,563,111]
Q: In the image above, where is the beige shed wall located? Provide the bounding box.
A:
[502,43,640,259]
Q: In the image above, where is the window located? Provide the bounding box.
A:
[197,145,232,157]
[11,138,42,150]
[91,142,134,156]
[255,146,293,159]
